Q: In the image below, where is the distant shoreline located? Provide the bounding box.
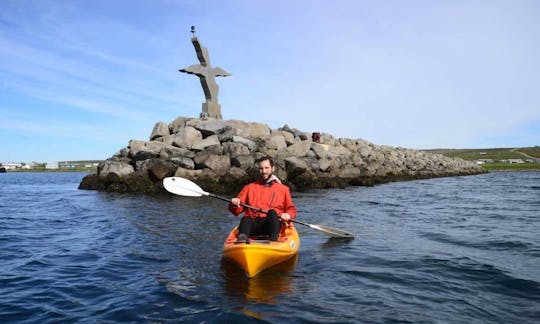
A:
[3,168,95,173]
[480,164,540,171]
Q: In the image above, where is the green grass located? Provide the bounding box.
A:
[480,163,540,171]
[424,146,540,171]
[518,146,540,157]
[425,147,540,160]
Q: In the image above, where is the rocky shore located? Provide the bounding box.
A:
[78,117,487,194]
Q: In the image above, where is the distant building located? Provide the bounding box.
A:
[28,162,41,168]
[59,162,75,168]
[46,162,59,169]
[2,163,22,170]
[506,159,524,164]
[476,159,493,164]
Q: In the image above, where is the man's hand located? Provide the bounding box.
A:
[231,198,241,206]
[280,213,291,221]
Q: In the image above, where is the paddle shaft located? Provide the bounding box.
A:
[163,176,354,238]
[207,193,267,214]
[208,192,315,228]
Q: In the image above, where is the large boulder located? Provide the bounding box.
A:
[169,117,188,134]
[170,156,195,169]
[232,135,257,151]
[172,126,203,149]
[222,142,250,157]
[231,154,255,170]
[194,152,231,175]
[225,120,271,139]
[192,135,221,151]
[98,160,134,178]
[146,159,177,181]
[285,157,308,177]
[287,140,311,157]
[150,121,170,140]
[266,134,287,150]
[186,119,230,138]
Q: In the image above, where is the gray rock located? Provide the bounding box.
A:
[150,121,170,140]
[170,156,195,169]
[311,143,331,159]
[319,158,332,172]
[174,167,203,178]
[272,129,295,145]
[225,120,271,139]
[222,142,250,157]
[98,160,134,177]
[128,140,168,161]
[231,154,255,170]
[280,125,310,140]
[320,133,337,145]
[143,159,176,181]
[285,157,308,177]
[216,126,236,142]
[194,152,231,175]
[186,118,229,138]
[157,134,175,146]
[226,166,249,181]
[266,134,287,150]
[192,135,220,151]
[232,135,257,151]
[172,126,203,149]
[133,150,160,161]
[287,140,311,157]
[338,165,361,179]
[160,146,195,159]
[169,117,189,134]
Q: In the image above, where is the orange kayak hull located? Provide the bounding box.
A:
[222,224,300,278]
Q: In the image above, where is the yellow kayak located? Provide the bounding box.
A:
[222,223,300,278]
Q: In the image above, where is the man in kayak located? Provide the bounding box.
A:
[229,156,297,243]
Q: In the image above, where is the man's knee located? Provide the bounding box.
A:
[267,209,279,221]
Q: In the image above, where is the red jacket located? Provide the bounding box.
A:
[228,179,297,219]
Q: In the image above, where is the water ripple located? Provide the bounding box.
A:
[1,171,539,322]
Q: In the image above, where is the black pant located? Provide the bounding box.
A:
[238,209,281,241]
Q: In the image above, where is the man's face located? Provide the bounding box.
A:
[258,160,274,182]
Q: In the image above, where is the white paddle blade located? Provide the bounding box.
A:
[163,177,208,197]
[310,224,355,239]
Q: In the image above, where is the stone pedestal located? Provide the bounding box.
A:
[202,102,222,119]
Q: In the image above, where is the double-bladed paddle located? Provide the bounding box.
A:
[163,176,354,239]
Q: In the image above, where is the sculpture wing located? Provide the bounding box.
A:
[179,64,205,75]
[211,67,231,77]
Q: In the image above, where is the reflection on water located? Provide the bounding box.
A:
[321,237,355,249]
[221,254,298,306]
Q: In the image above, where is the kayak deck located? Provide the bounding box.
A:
[222,224,300,278]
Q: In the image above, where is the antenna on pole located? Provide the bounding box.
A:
[190,26,196,37]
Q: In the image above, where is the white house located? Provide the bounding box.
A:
[2,163,22,170]
[45,162,59,169]
[476,159,493,164]
[507,159,524,164]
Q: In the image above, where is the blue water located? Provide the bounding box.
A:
[1,171,539,323]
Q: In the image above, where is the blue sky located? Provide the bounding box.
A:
[1,0,539,163]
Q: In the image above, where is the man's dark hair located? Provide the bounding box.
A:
[256,156,274,167]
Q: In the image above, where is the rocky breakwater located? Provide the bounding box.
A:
[79,117,486,194]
